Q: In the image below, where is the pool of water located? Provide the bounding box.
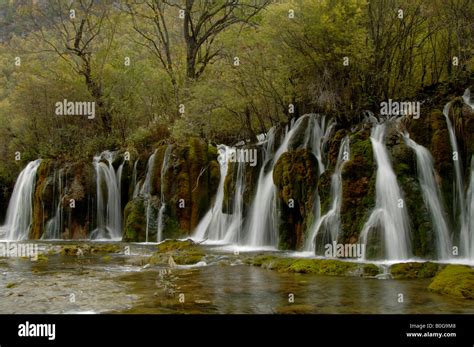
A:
[0,242,472,314]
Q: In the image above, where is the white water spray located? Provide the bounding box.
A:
[0,160,42,240]
[360,123,411,260]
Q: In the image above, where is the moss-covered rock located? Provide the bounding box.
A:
[31,160,95,239]
[149,139,219,239]
[149,239,204,265]
[428,265,474,299]
[339,129,376,245]
[59,243,121,256]
[390,262,439,279]
[31,160,54,239]
[250,254,379,277]
[122,198,147,242]
[273,149,318,250]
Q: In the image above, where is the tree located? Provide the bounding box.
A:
[178,0,270,80]
[125,0,180,106]
[25,0,116,132]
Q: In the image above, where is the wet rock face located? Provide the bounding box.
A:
[408,102,474,228]
[339,129,376,245]
[31,160,96,239]
[273,149,318,250]
[26,139,219,242]
[123,197,146,242]
[124,138,220,241]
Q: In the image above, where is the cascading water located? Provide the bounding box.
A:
[157,145,172,242]
[223,159,246,244]
[244,116,308,247]
[443,101,465,240]
[304,115,336,175]
[360,123,411,260]
[132,160,139,198]
[43,168,65,239]
[306,136,350,253]
[193,145,233,241]
[141,150,157,242]
[403,133,452,259]
[0,159,42,240]
[194,115,334,248]
[444,89,474,259]
[466,157,474,258]
[92,151,123,240]
[303,115,336,245]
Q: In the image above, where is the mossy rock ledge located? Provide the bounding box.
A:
[428,265,474,299]
[148,239,205,266]
[249,254,381,277]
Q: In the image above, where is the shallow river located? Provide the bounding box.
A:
[0,242,472,314]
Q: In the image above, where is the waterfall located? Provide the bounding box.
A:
[462,90,474,259]
[193,145,233,241]
[223,159,246,244]
[443,101,465,242]
[193,115,332,248]
[43,168,65,239]
[360,123,411,260]
[157,145,172,242]
[131,160,139,198]
[303,115,336,249]
[403,133,452,259]
[466,157,474,259]
[0,159,42,240]
[140,151,156,197]
[92,151,122,240]
[141,150,157,243]
[444,89,474,259]
[306,136,350,253]
[304,115,336,175]
[244,116,308,247]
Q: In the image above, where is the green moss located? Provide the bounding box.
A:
[339,129,376,245]
[173,250,205,265]
[273,149,318,250]
[363,264,381,277]
[157,239,196,252]
[428,265,474,299]
[251,255,370,277]
[390,262,439,279]
[31,160,53,239]
[148,239,204,266]
[289,259,358,275]
[35,254,49,262]
[59,243,120,256]
[60,245,85,256]
[123,198,146,242]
